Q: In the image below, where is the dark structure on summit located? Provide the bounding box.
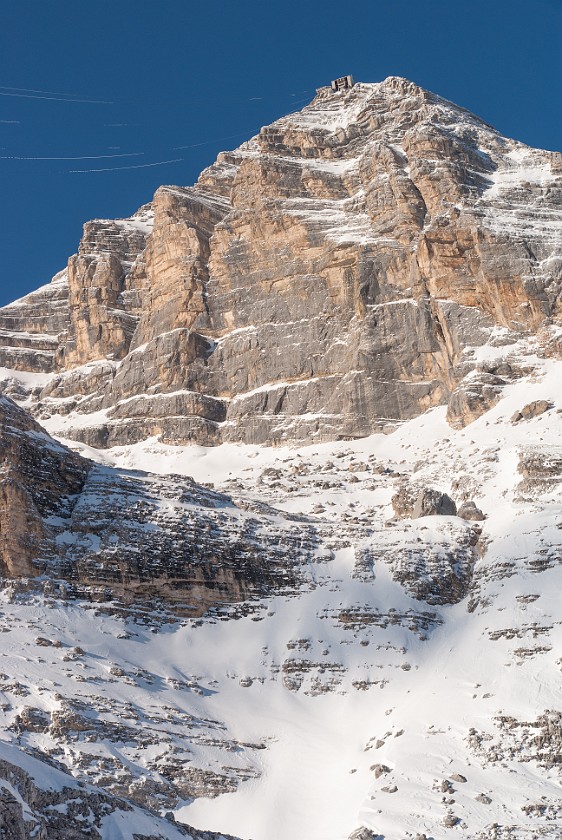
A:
[331,75,354,92]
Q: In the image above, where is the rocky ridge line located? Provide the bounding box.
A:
[0,76,560,447]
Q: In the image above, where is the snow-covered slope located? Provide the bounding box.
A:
[0,328,560,839]
[0,76,561,839]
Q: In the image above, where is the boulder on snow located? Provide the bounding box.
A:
[392,483,457,519]
[511,400,552,423]
[348,829,378,840]
[391,481,420,518]
[412,488,457,518]
[457,500,486,521]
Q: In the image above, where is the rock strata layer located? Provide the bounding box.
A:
[1,76,561,446]
[0,396,318,612]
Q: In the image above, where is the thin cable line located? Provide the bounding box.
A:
[0,94,317,174]
[0,82,312,109]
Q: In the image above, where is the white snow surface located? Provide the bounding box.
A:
[0,335,560,839]
[0,79,561,835]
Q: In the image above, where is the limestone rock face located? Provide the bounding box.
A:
[64,206,153,366]
[131,187,229,347]
[0,741,238,840]
[1,77,562,445]
[0,396,317,612]
[0,271,69,373]
[0,396,88,577]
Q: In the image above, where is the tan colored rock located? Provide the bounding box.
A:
[511,399,552,423]
[447,372,506,428]
[131,187,229,347]
[1,77,561,445]
[0,479,43,577]
[0,396,88,577]
[64,208,153,366]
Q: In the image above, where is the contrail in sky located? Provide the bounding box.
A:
[0,152,144,161]
[68,157,183,173]
[0,87,112,104]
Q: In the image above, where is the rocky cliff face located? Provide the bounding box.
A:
[0,77,562,840]
[0,396,88,577]
[1,76,561,447]
[0,741,237,840]
[0,395,321,612]
[0,366,561,839]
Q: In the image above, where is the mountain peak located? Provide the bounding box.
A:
[0,77,561,840]
[0,79,560,452]
[277,75,495,136]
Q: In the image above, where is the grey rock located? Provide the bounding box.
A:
[348,829,378,840]
[1,78,560,446]
[412,488,457,518]
[511,399,552,423]
[457,500,486,521]
[443,813,460,827]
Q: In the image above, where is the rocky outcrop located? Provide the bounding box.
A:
[0,741,240,840]
[0,396,88,577]
[0,271,69,373]
[392,482,457,518]
[64,206,153,367]
[458,500,486,521]
[1,77,561,446]
[511,399,553,423]
[517,447,562,498]
[0,396,317,611]
[381,520,478,605]
[412,488,457,518]
[446,370,507,428]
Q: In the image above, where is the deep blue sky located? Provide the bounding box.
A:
[1,0,561,306]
